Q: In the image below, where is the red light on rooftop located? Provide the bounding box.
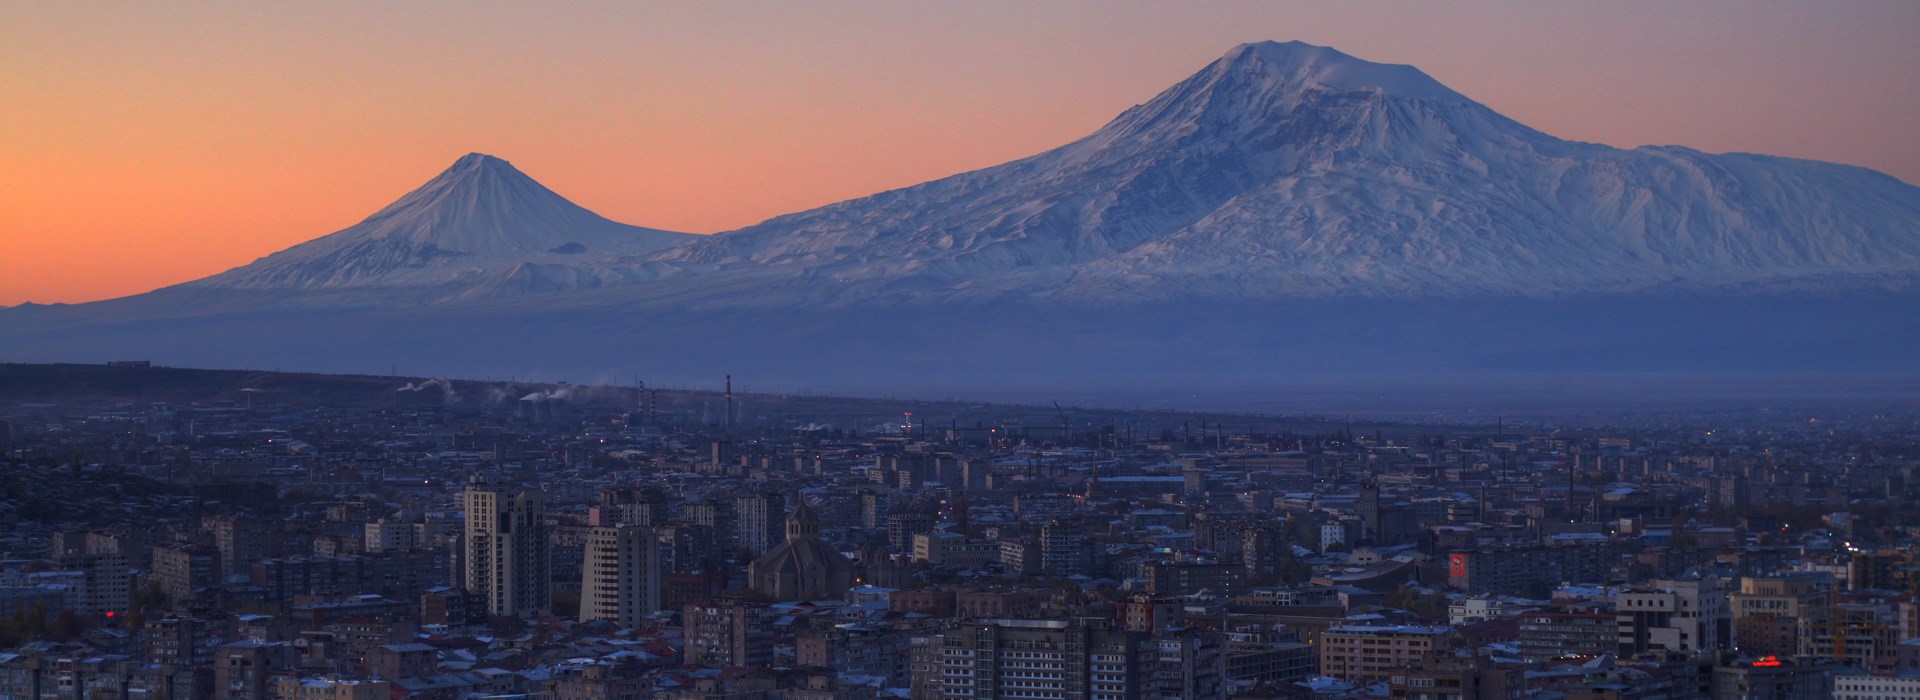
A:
[1753,656,1782,667]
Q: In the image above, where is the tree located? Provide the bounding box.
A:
[1279,555,1314,584]
[23,601,48,639]
[50,609,87,641]
[1382,587,1453,622]
[135,581,169,611]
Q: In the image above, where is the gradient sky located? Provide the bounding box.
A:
[4,1,1918,306]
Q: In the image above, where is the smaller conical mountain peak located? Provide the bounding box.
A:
[455,152,506,166]
[183,152,693,292]
[438,152,521,179]
[365,152,540,221]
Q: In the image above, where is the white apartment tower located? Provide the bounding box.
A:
[462,478,551,618]
[735,492,787,558]
[579,524,661,626]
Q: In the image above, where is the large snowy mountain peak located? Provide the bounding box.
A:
[640,41,1920,303]
[1213,41,1462,101]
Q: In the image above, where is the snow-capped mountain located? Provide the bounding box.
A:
[643,41,1920,304]
[3,41,1917,391]
[186,153,691,296]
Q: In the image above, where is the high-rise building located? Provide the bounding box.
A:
[595,487,669,527]
[153,543,219,607]
[1517,611,1617,663]
[859,490,886,530]
[734,492,786,558]
[145,615,227,667]
[1318,626,1457,685]
[1799,602,1901,666]
[1222,628,1314,687]
[1616,577,1729,655]
[56,550,133,616]
[683,601,771,669]
[460,478,551,618]
[1241,526,1282,582]
[1446,543,1622,596]
[206,515,266,579]
[363,519,417,552]
[420,588,485,628]
[1730,574,1827,657]
[796,621,911,684]
[888,511,936,554]
[1850,550,1918,593]
[937,618,1160,700]
[1040,521,1092,577]
[1385,654,1517,700]
[1354,481,1419,546]
[1154,629,1227,700]
[682,499,737,556]
[579,524,660,627]
[1143,561,1245,598]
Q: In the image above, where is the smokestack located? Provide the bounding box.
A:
[725,374,734,437]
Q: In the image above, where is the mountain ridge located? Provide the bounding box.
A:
[2,40,1917,390]
[624,40,1920,306]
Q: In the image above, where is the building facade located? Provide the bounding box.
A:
[460,479,551,617]
[579,524,661,626]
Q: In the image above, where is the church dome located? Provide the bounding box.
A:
[749,498,854,601]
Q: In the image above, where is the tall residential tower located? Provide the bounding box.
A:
[461,477,551,617]
[580,524,661,626]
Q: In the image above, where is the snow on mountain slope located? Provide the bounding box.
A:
[186,153,693,294]
[4,41,1919,389]
[643,41,1920,303]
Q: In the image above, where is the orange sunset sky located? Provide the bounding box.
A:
[4,1,1918,306]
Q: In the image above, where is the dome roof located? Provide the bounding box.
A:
[748,531,855,601]
[753,537,852,575]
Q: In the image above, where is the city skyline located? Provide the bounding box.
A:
[4,1,1920,305]
[3,4,1918,697]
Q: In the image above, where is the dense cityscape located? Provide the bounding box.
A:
[6,2,1920,699]
[0,366,1916,699]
